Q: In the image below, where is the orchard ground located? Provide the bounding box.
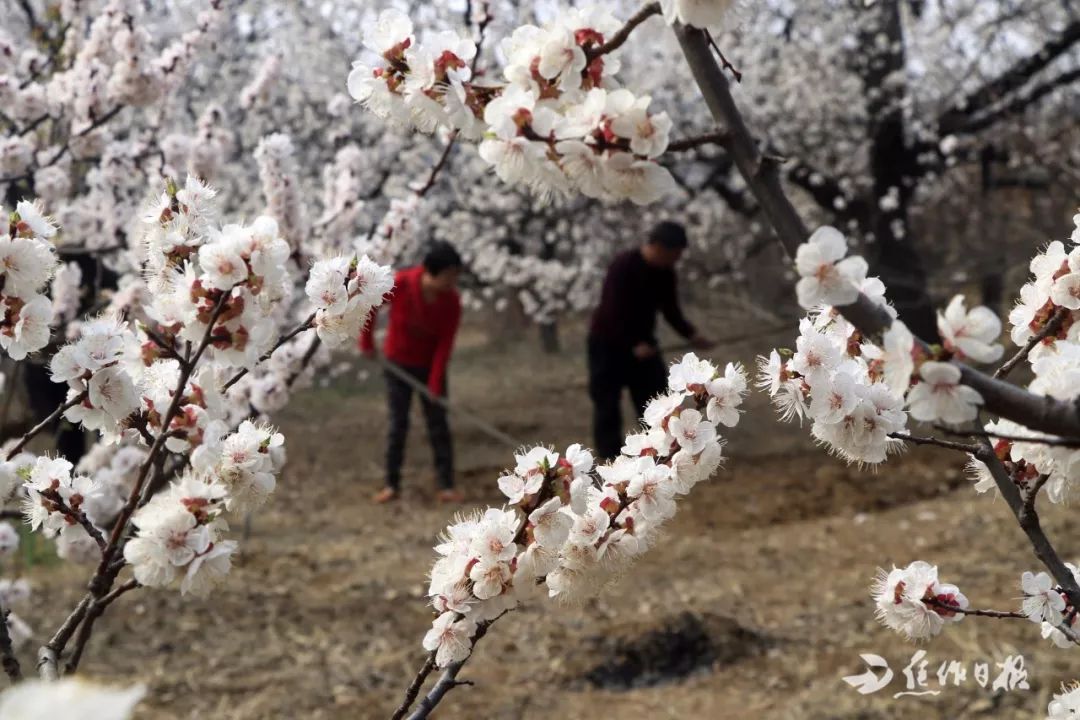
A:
[13,314,1079,719]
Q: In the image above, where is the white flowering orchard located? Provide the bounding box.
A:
[1,0,1080,718]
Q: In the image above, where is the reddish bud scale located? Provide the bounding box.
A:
[993,439,1012,461]
[847,330,863,358]
[140,341,161,366]
[433,50,466,80]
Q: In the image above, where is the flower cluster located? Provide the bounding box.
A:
[141,179,294,370]
[872,561,968,640]
[50,314,141,436]
[767,227,1008,454]
[0,201,60,360]
[306,254,394,347]
[348,9,680,204]
[758,314,909,465]
[254,133,308,252]
[122,475,235,597]
[1009,215,1080,350]
[965,216,1080,502]
[190,420,285,515]
[421,353,747,668]
[21,456,103,545]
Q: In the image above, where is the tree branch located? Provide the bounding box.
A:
[889,432,980,454]
[39,489,106,551]
[221,313,317,391]
[404,616,503,720]
[390,654,437,720]
[37,596,91,680]
[5,390,89,461]
[673,22,1080,440]
[974,440,1080,611]
[586,2,661,61]
[938,20,1080,135]
[64,579,139,675]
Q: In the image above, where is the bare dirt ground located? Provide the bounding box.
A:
[12,318,1080,719]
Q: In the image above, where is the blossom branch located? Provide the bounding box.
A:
[586,2,661,61]
[925,597,1025,620]
[5,390,89,462]
[413,133,460,198]
[995,307,1070,379]
[974,439,1080,613]
[672,22,1080,441]
[38,489,106,551]
[888,432,980,454]
[38,293,234,678]
[391,474,553,718]
[222,313,317,391]
[404,614,505,720]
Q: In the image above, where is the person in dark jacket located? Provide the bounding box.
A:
[360,242,464,504]
[587,221,712,459]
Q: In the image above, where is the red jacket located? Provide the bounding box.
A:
[359,266,461,396]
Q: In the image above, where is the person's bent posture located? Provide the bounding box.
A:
[361,241,464,504]
[587,221,712,460]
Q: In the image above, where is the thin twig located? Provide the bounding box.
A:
[413,133,459,198]
[391,654,437,720]
[39,489,106,550]
[586,2,661,60]
[889,432,980,454]
[995,307,1070,379]
[222,314,316,391]
[5,390,88,461]
[925,597,1025,620]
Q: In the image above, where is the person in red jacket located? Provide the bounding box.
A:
[360,242,464,504]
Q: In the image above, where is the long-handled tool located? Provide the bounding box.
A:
[367,354,524,450]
